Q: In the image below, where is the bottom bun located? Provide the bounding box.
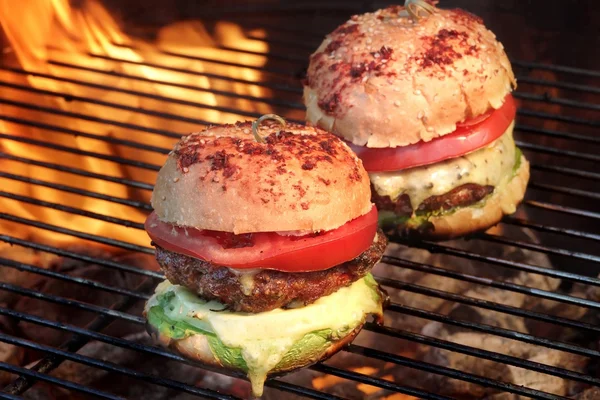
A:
[146,320,362,374]
[387,155,530,240]
[143,275,385,397]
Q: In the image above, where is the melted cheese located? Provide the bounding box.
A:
[148,277,382,396]
[370,122,516,208]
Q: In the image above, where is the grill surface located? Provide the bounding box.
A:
[0,1,599,399]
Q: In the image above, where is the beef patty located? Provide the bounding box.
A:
[372,183,494,216]
[154,229,387,313]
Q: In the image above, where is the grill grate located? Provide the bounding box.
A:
[0,1,599,399]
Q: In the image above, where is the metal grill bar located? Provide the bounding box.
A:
[0,114,171,154]
[529,182,600,201]
[387,301,599,359]
[0,98,181,139]
[526,201,600,220]
[0,81,218,126]
[345,345,567,400]
[477,233,600,263]
[0,257,149,300]
[40,62,304,110]
[0,172,152,211]
[0,192,145,230]
[0,214,152,253]
[0,333,243,400]
[0,153,154,191]
[511,60,600,77]
[106,44,297,75]
[0,282,144,324]
[0,133,161,171]
[376,272,600,334]
[0,393,23,400]
[517,109,600,128]
[502,217,600,242]
[3,278,153,396]
[365,323,600,386]
[309,363,453,400]
[0,236,162,279]
[0,66,279,118]
[516,124,600,144]
[0,362,124,400]
[389,241,600,288]
[511,76,600,94]
[81,54,303,94]
[517,141,600,163]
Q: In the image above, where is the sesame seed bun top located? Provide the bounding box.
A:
[304,4,516,148]
[151,120,372,234]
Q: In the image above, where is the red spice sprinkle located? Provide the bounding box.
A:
[333,23,359,35]
[325,39,343,53]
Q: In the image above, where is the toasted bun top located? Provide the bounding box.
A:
[151,120,372,234]
[304,4,517,148]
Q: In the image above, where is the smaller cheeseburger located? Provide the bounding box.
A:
[143,116,387,397]
[304,1,530,239]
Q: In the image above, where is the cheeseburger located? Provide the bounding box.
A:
[304,1,530,239]
[143,116,387,396]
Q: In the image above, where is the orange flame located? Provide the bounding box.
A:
[0,0,271,248]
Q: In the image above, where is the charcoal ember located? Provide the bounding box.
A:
[380,224,555,334]
[22,382,89,400]
[0,341,22,386]
[25,332,207,400]
[419,329,587,398]
[525,275,600,346]
[0,244,59,305]
[573,387,600,400]
[13,247,154,348]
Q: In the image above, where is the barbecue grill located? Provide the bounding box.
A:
[0,1,599,399]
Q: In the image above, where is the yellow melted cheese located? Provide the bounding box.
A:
[148,277,383,396]
[370,122,516,208]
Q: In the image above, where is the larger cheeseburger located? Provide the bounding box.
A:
[143,117,387,396]
[304,1,530,239]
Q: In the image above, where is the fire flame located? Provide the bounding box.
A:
[0,0,271,248]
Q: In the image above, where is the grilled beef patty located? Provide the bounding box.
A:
[372,183,494,216]
[154,229,386,313]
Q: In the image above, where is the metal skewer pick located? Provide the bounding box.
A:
[404,0,437,22]
[251,114,287,143]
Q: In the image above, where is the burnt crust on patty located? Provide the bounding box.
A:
[154,229,387,313]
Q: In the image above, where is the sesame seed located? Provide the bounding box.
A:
[173,177,180,183]
[183,167,189,173]
[394,100,401,107]
[213,176,220,183]
[417,111,424,119]
[414,89,422,95]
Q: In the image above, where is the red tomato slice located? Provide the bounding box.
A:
[349,94,516,172]
[145,207,378,272]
